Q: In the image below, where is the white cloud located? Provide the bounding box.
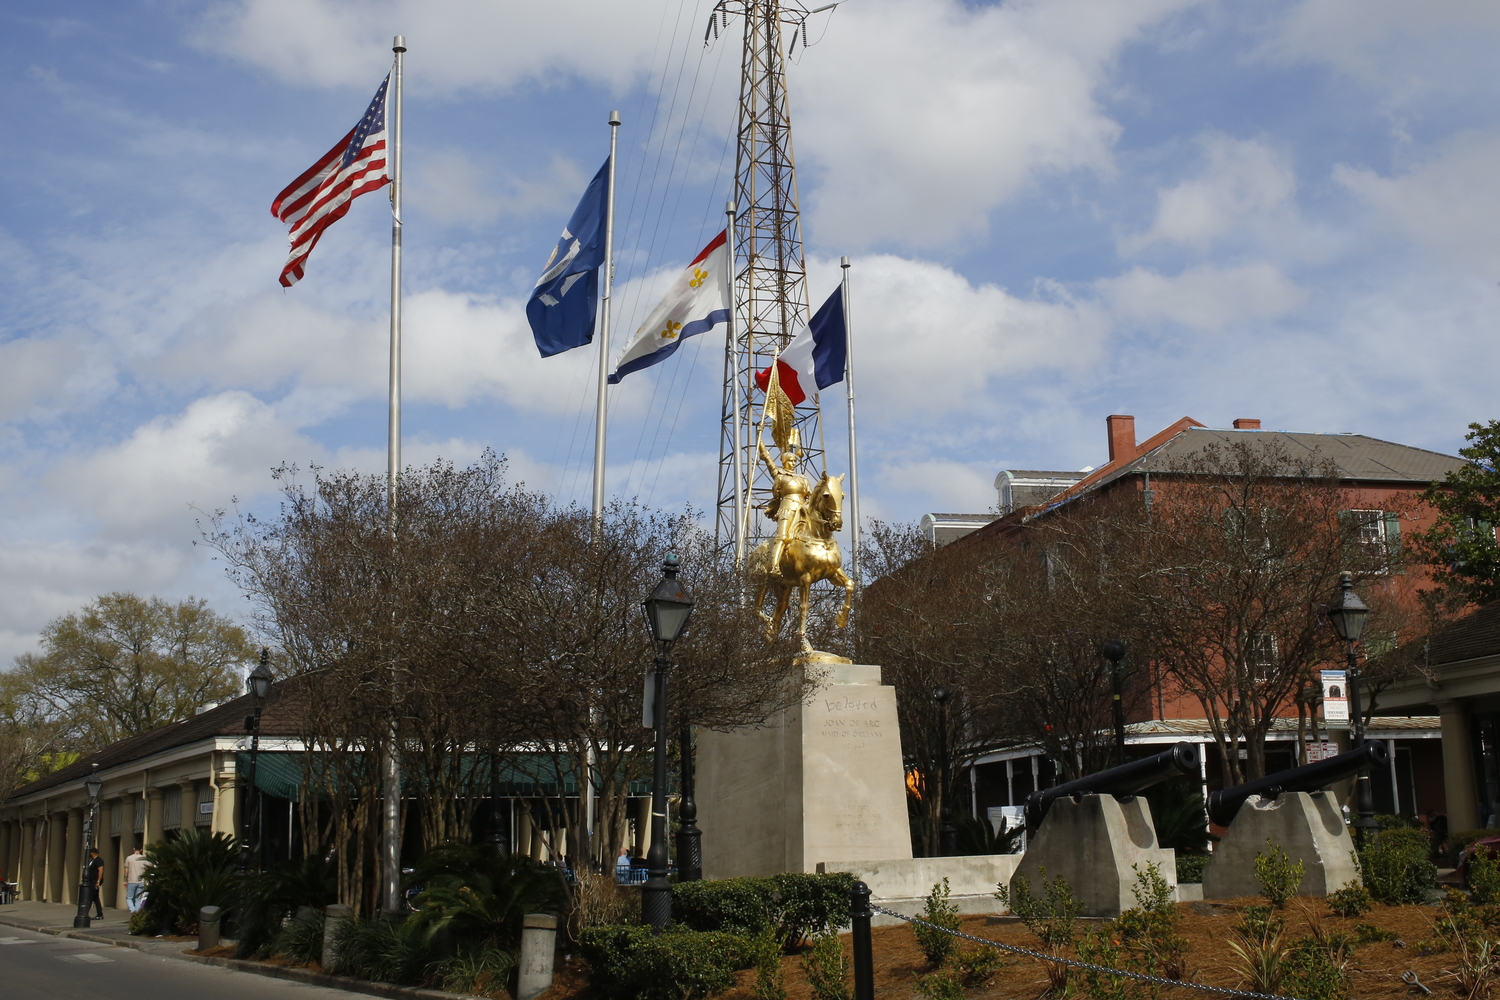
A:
[190,0,669,95]
[1121,134,1297,254]
[874,458,998,516]
[1098,262,1305,331]
[810,254,1108,420]
[409,151,587,228]
[796,0,1198,247]
[45,392,317,536]
[1335,131,1500,276]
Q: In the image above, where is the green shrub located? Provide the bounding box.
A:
[269,909,326,965]
[578,924,751,1000]
[1174,853,1209,884]
[1228,904,1289,995]
[1375,814,1418,830]
[1146,778,1213,853]
[1360,827,1436,905]
[671,872,855,949]
[1281,933,1351,1000]
[801,930,850,1000]
[434,945,516,998]
[1327,883,1372,918]
[405,842,569,953]
[1254,839,1305,908]
[237,855,339,958]
[911,967,964,1000]
[953,813,1025,855]
[143,828,241,935]
[1469,843,1500,905]
[913,878,961,967]
[996,869,1077,995]
[750,925,787,1000]
[331,916,442,985]
[1352,922,1398,946]
[128,907,155,936]
[951,944,1005,986]
[996,869,1077,951]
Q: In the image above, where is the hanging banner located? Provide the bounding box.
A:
[1321,669,1349,722]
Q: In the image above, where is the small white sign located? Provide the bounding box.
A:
[1320,669,1348,721]
[1305,741,1339,762]
[199,802,215,815]
[642,671,656,729]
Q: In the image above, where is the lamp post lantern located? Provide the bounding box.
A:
[238,648,273,876]
[72,763,103,928]
[1326,572,1377,844]
[931,685,957,857]
[1102,640,1129,767]
[641,554,694,929]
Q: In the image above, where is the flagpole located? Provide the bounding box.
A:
[840,255,862,586]
[726,201,746,569]
[592,111,621,526]
[381,33,406,917]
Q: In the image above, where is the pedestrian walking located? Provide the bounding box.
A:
[123,845,151,913]
[84,848,105,919]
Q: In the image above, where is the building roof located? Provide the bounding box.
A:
[1426,600,1500,667]
[5,673,315,802]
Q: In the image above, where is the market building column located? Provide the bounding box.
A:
[0,820,12,883]
[1438,699,1481,831]
[63,806,84,905]
[211,768,239,841]
[46,811,66,902]
[20,818,37,900]
[97,800,117,909]
[114,798,131,910]
[144,787,165,848]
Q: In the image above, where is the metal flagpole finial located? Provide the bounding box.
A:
[609,110,621,126]
[393,35,406,52]
[841,255,850,268]
[727,200,737,215]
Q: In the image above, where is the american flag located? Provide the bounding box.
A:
[271,76,391,287]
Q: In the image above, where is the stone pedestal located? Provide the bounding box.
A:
[1201,791,1358,900]
[698,658,912,878]
[818,855,1020,924]
[1009,794,1176,918]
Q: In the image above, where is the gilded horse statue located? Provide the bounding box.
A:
[748,471,855,652]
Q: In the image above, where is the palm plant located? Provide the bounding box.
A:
[404,842,568,952]
[237,854,340,958]
[143,828,240,934]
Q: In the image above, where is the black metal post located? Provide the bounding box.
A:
[641,657,673,929]
[676,725,702,881]
[487,751,508,854]
[1346,644,1379,845]
[237,701,264,876]
[937,696,956,857]
[72,777,101,929]
[850,880,874,1000]
[1102,640,1128,767]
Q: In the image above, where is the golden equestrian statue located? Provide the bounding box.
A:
[747,367,855,652]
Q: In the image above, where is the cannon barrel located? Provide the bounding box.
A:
[1206,741,1389,827]
[1024,742,1199,833]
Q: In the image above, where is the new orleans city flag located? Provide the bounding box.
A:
[608,230,730,383]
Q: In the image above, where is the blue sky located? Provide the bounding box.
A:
[2,0,1499,659]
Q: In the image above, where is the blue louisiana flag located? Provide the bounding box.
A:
[526,158,610,358]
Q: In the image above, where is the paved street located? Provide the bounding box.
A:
[0,923,382,1000]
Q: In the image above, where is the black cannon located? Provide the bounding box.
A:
[1206,742,1389,827]
[1024,742,1199,833]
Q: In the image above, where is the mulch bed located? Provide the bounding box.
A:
[540,899,1472,1000]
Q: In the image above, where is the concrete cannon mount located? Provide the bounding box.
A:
[1009,794,1177,918]
[818,855,1022,925]
[1201,791,1359,900]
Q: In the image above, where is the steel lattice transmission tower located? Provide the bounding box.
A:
[711,0,823,564]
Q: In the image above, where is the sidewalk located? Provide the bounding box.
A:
[0,899,463,1000]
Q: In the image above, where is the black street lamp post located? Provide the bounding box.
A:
[676,725,702,881]
[640,554,694,930]
[1326,572,1378,845]
[238,649,273,876]
[931,685,957,857]
[1102,640,1129,767]
[72,763,103,929]
[487,751,508,854]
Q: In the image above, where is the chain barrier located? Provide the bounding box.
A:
[869,904,1307,1000]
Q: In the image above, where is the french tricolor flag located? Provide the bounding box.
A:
[755,285,847,404]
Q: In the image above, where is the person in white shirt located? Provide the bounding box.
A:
[123,846,151,913]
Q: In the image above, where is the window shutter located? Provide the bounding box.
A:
[1383,511,1401,554]
[1338,510,1355,560]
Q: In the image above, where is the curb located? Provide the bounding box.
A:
[0,912,469,1000]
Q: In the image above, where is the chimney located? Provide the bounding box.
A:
[1106,415,1137,462]
[1232,418,1261,430]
